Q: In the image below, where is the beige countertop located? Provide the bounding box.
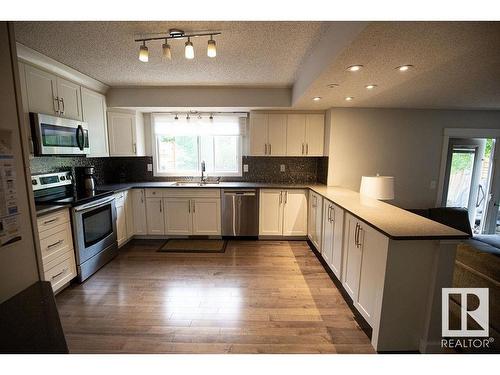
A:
[309,185,469,241]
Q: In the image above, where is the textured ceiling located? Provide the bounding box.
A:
[14,21,327,87]
[294,22,500,110]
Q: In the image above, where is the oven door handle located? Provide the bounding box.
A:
[74,196,115,212]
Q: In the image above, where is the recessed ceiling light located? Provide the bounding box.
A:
[345,96,354,101]
[365,84,377,90]
[312,97,322,101]
[327,83,339,88]
[396,65,413,72]
[346,65,363,72]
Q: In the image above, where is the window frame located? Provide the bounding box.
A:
[152,127,243,177]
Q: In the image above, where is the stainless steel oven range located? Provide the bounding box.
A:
[32,171,118,282]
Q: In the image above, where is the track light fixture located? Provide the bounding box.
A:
[174,114,179,120]
[135,29,221,62]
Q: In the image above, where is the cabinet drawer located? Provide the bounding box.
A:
[164,188,220,198]
[145,189,164,197]
[40,222,73,264]
[44,250,77,293]
[37,209,70,233]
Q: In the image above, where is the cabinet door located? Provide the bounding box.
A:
[342,213,362,300]
[116,205,127,246]
[56,77,82,120]
[330,203,345,279]
[164,198,192,235]
[355,223,388,325]
[259,189,283,236]
[192,198,221,235]
[282,189,308,236]
[107,112,136,156]
[249,113,268,156]
[267,114,287,156]
[308,192,316,244]
[131,189,147,235]
[146,197,165,235]
[124,191,134,239]
[81,87,109,157]
[286,114,306,156]
[321,199,334,266]
[24,65,58,116]
[305,114,324,156]
[308,191,322,250]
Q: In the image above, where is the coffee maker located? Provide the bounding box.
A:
[74,166,97,193]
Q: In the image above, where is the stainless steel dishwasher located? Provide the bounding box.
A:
[222,189,259,237]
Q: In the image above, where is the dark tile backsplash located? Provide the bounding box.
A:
[30,155,328,185]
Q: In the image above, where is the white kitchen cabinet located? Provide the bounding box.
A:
[282,190,308,236]
[308,190,323,250]
[107,111,145,156]
[259,189,284,235]
[81,87,109,157]
[305,114,324,156]
[164,198,192,235]
[24,64,58,116]
[249,113,286,156]
[321,199,344,278]
[342,212,389,325]
[146,197,165,235]
[259,189,307,236]
[192,198,221,235]
[286,114,324,156]
[131,189,147,235]
[124,190,134,240]
[24,64,83,120]
[56,77,82,120]
[115,192,128,246]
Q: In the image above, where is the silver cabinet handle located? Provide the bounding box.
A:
[331,206,335,222]
[306,143,309,155]
[160,200,162,212]
[279,191,283,204]
[141,190,144,203]
[59,97,65,115]
[269,143,272,155]
[43,217,59,225]
[264,143,267,155]
[355,223,359,247]
[284,191,288,204]
[192,200,196,213]
[188,199,191,213]
[133,143,137,154]
[301,143,304,155]
[52,268,67,280]
[54,96,60,114]
[47,239,63,249]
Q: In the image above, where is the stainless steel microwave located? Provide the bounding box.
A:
[30,112,89,156]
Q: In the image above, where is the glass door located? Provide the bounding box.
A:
[482,138,500,234]
[441,138,486,230]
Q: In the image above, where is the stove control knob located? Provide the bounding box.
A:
[32,179,37,185]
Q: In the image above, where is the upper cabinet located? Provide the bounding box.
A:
[107,111,145,157]
[286,114,324,156]
[249,112,324,157]
[24,64,82,120]
[81,88,109,157]
[249,113,287,156]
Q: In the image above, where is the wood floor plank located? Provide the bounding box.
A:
[55,239,374,354]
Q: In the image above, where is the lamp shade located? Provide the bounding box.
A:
[360,175,395,200]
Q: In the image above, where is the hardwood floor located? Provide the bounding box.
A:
[56,240,375,354]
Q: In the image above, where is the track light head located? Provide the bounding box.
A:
[162,40,172,60]
[207,36,216,58]
[174,114,179,120]
[139,42,148,62]
[209,113,214,120]
[185,37,194,59]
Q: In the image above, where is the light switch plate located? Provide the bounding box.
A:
[243,164,249,172]
[280,164,286,172]
[147,163,153,172]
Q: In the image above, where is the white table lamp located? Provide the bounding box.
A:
[360,175,395,200]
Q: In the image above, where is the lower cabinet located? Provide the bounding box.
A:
[146,197,165,235]
[115,191,133,246]
[36,208,77,293]
[131,189,147,235]
[259,189,307,236]
[321,199,344,279]
[342,212,389,325]
[308,191,323,250]
[144,189,221,236]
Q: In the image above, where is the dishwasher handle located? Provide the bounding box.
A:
[223,190,256,196]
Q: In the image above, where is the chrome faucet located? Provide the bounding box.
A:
[201,160,206,183]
